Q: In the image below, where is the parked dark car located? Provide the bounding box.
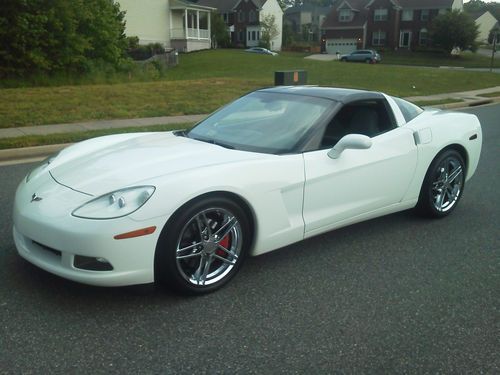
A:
[340,50,381,63]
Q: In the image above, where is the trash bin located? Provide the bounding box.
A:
[274,70,307,86]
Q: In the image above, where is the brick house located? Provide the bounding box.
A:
[197,0,283,50]
[321,0,463,55]
[284,3,331,42]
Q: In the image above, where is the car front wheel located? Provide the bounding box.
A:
[417,149,465,218]
[155,196,250,294]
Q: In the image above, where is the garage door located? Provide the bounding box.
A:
[326,39,357,55]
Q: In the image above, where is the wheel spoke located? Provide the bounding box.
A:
[195,216,206,239]
[212,253,237,265]
[435,192,446,211]
[199,256,213,285]
[446,165,462,184]
[177,241,202,254]
[201,212,212,236]
[193,255,210,285]
[177,251,202,260]
[217,244,238,260]
[214,216,237,240]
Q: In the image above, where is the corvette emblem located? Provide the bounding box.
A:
[31,193,42,203]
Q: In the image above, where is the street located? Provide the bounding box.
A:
[0,104,498,373]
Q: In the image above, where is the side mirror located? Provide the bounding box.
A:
[327,134,372,159]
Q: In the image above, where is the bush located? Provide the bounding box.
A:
[127,42,166,61]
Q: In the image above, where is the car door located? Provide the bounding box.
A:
[302,100,418,235]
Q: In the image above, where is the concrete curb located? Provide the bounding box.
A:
[428,96,500,110]
[0,143,71,165]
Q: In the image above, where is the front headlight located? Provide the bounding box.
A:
[72,186,155,219]
[26,153,59,182]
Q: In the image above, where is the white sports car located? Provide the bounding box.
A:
[13,87,482,294]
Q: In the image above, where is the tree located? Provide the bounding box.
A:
[430,10,479,54]
[210,13,230,48]
[0,0,128,77]
[282,23,295,47]
[260,14,280,50]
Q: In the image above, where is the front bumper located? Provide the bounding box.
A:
[13,174,162,287]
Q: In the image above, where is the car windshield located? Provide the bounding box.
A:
[187,91,333,154]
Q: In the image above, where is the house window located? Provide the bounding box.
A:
[420,9,429,21]
[223,13,228,23]
[339,9,352,22]
[252,31,256,40]
[249,10,256,22]
[374,9,388,21]
[372,31,386,46]
[238,11,245,22]
[257,31,260,40]
[248,31,251,40]
[401,9,413,21]
[419,29,428,46]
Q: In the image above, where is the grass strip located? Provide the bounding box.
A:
[0,123,194,150]
[479,91,500,98]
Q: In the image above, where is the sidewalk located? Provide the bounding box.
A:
[0,114,207,139]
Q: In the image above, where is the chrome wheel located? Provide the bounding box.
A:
[417,149,466,218]
[431,157,463,212]
[175,207,243,286]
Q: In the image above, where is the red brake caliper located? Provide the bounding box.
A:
[216,235,230,257]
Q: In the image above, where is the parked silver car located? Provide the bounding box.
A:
[245,47,278,56]
[340,50,381,63]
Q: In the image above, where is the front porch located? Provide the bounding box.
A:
[170,0,214,52]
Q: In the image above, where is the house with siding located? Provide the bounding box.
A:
[119,0,215,52]
[468,10,498,44]
[197,0,284,50]
[321,0,463,54]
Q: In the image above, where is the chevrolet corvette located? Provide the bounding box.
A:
[13,86,482,294]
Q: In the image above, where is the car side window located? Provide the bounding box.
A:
[321,99,396,149]
[391,96,423,123]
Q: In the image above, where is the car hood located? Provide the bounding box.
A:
[49,132,265,196]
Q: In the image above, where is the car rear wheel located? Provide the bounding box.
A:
[365,58,372,64]
[155,196,250,294]
[417,149,465,218]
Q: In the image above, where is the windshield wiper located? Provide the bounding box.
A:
[188,136,235,149]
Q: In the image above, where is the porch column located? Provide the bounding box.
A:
[197,10,200,39]
[184,9,188,39]
[208,12,211,42]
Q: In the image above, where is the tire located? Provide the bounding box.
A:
[416,149,466,218]
[155,196,250,295]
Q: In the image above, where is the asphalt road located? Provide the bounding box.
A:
[1,105,498,373]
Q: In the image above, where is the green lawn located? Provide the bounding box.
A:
[1,49,500,128]
[380,50,500,68]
